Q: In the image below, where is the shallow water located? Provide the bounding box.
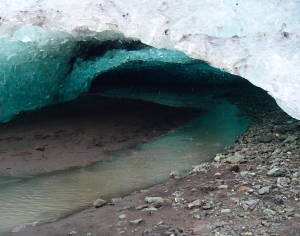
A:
[0,98,249,235]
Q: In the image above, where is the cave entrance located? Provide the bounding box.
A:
[0,64,251,233]
[0,43,285,234]
[87,56,272,125]
[88,54,245,93]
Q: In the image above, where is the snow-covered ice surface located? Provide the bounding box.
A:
[0,0,300,120]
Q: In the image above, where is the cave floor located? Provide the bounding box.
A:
[9,85,300,235]
[0,95,202,177]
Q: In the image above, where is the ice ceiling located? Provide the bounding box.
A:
[0,0,300,122]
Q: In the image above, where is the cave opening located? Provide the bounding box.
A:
[73,39,274,122]
[86,51,276,126]
[0,40,293,235]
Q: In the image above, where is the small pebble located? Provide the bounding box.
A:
[258,186,270,195]
[130,219,143,224]
[93,199,107,208]
[221,209,231,214]
[263,209,276,216]
[118,214,126,219]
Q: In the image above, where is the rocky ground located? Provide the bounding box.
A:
[13,84,300,236]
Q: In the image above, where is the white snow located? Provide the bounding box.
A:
[0,0,300,119]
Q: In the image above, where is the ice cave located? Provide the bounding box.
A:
[0,0,300,121]
[1,0,300,235]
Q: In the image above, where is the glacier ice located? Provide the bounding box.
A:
[0,0,300,121]
[0,26,237,122]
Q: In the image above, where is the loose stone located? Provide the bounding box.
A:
[229,165,240,172]
[67,231,77,235]
[258,135,275,143]
[153,198,165,208]
[244,200,258,207]
[92,198,107,208]
[263,209,276,216]
[239,186,252,191]
[157,221,164,226]
[116,221,128,227]
[293,172,300,178]
[221,209,231,213]
[217,185,228,189]
[190,164,208,174]
[225,152,245,164]
[191,209,200,215]
[274,195,284,204]
[277,177,291,187]
[191,199,201,206]
[210,222,224,230]
[261,220,270,227]
[258,186,270,195]
[145,197,164,203]
[130,219,143,224]
[240,171,249,177]
[267,168,284,177]
[248,188,254,193]
[294,213,300,218]
[284,135,297,143]
[118,214,126,219]
[244,232,253,236]
[214,155,221,162]
[200,185,215,192]
[169,170,181,179]
[135,204,148,210]
[35,145,45,151]
[142,207,158,212]
[284,207,295,212]
[202,205,212,210]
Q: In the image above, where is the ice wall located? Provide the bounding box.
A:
[0,26,234,122]
[0,0,300,120]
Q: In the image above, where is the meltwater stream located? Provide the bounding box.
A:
[0,99,249,235]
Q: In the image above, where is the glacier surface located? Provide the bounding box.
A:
[0,0,300,121]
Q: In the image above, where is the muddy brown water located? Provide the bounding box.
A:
[0,94,249,235]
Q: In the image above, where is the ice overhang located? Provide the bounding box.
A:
[0,0,300,120]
